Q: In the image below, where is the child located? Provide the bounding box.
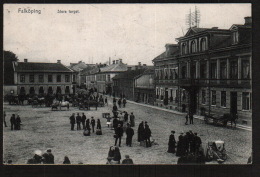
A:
[106,115,112,128]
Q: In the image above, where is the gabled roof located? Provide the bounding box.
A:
[13,62,74,73]
[100,62,128,73]
[112,69,146,80]
[229,24,252,30]
[184,27,210,37]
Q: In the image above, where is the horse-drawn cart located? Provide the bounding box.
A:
[204,113,237,128]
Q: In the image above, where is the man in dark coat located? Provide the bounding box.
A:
[114,124,124,147]
[10,114,16,130]
[189,113,194,124]
[185,114,189,125]
[176,132,184,157]
[144,123,151,147]
[194,133,202,154]
[42,149,54,164]
[129,112,135,127]
[70,113,76,130]
[167,131,176,153]
[122,155,134,164]
[137,121,145,142]
[15,115,21,130]
[82,113,86,129]
[112,104,118,118]
[113,97,117,104]
[91,117,96,133]
[124,112,129,122]
[113,118,119,133]
[125,123,134,147]
[188,130,195,153]
[76,113,82,130]
[86,119,91,131]
[123,98,127,107]
[183,132,190,154]
[118,99,122,108]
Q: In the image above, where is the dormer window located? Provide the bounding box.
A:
[191,40,196,53]
[232,31,239,44]
[200,38,207,51]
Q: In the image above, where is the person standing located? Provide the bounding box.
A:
[42,149,54,164]
[176,132,184,157]
[97,119,101,130]
[91,117,96,133]
[118,99,122,108]
[124,112,129,122]
[76,113,82,130]
[113,146,121,164]
[15,115,21,130]
[112,104,118,118]
[126,123,134,147]
[194,133,202,155]
[106,115,112,128]
[114,124,123,147]
[113,97,117,104]
[63,156,71,164]
[70,113,76,131]
[144,123,152,147]
[123,98,127,108]
[167,131,176,153]
[3,111,8,127]
[129,112,135,127]
[105,97,108,106]
[137,121,145,142]
[113,118,119,133]
[122,155,134,164]
[10,114,16,131]
[189,114,194,124]
[185,114,189,125]
[82,113,86,129]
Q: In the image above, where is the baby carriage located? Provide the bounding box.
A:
[205,140,227,163]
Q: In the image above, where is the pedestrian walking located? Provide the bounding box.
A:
[63,156,71,164]
[123,98,127,107]
[185,114,189,125]
[15,115,21,130]
[70,113,76,130]
[137,121,145,142]
[97,119,101,130]
[113,118,119,132]
[82,113,86,129]
[42,149,55,164]
[189,114,194,124]
[91,117,95,133]
[144,123,152,147]
[105,97,108,106]
[126,123,134,147]
[129,112,135,127]
[4,111,8,127]
[122,155,134,164]
[10,114,16,130]
[112,104,118,118]
[167,131,176,153]
[76,113,82,130]
[124,112,129,122]
[114,124,123,147]
[118,99,122,108]
[86,118,90,131]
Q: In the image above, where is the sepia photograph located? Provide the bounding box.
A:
[3,3,252,165]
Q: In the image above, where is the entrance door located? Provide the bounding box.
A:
[230,92,237,116]
[164,89,169,105]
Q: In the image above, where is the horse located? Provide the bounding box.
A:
[221,113,238,128]
[51,101,70,111]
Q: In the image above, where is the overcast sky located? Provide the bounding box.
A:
[4,4,251,66]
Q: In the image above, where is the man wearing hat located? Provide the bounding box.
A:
[122,155,134,164]
[176,132,185,157]
[167,131,176,153]
[125,123,134,147]
[114,124,123,147]
[129,112,135,127]
[42,149,54,164]
[91,117,96,133]
[70,113,76,130]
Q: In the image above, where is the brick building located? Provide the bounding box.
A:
[13,59,75,95]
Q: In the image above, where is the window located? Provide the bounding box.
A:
[201,90,206,104]
[200,38,207,51]
[164,68,168,79]
[211,90,216,105]
[242,92,250,110]
[230,60,238,79]
[181,66,187,79]
[29,87,35,94]
[29,75,34,83]
[220,62,227,79]
[39,75,44,83]
[65,75,70,82]
[107,74,111,81]
[232,31,239,44]
[56,86,61,94]
[221,91,226,107]
[65,86,70,94]
[211,62,217,79]
[20,74,25,83]
[48,75,53,82]
[241,60,250,79]
[39,87,44,94]
[182,90,186,102]
[200,63,206,79]
[57,75,61,82]
[182,43,187,55]
[191,63,196,79]
[191,40,196,53]
[73,75,76,82]
[48,87,53,94]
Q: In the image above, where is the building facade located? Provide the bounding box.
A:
[13,59,75,95]
[153,17,252,124]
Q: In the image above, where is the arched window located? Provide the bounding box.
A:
[191,41,196,53]
[200,38,207,51]
[182,43,187,55]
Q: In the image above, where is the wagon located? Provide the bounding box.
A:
[204,114,228,126]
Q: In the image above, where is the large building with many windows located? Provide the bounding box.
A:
[13,59,75,95]
[153,16,252,124]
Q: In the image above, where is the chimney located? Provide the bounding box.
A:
[138,62,141,66]
[24,59,28,63]
[113,60,115,64]
[211,27,218,29]
[57,60,61,64]
[244,16,252,25]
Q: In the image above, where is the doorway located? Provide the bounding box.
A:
[230,92,237,116]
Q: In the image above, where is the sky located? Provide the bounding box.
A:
[4,4,251,66]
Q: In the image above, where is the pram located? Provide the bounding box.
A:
[205,140,227,163]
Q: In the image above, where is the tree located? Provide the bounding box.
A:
[4,50,18,85]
